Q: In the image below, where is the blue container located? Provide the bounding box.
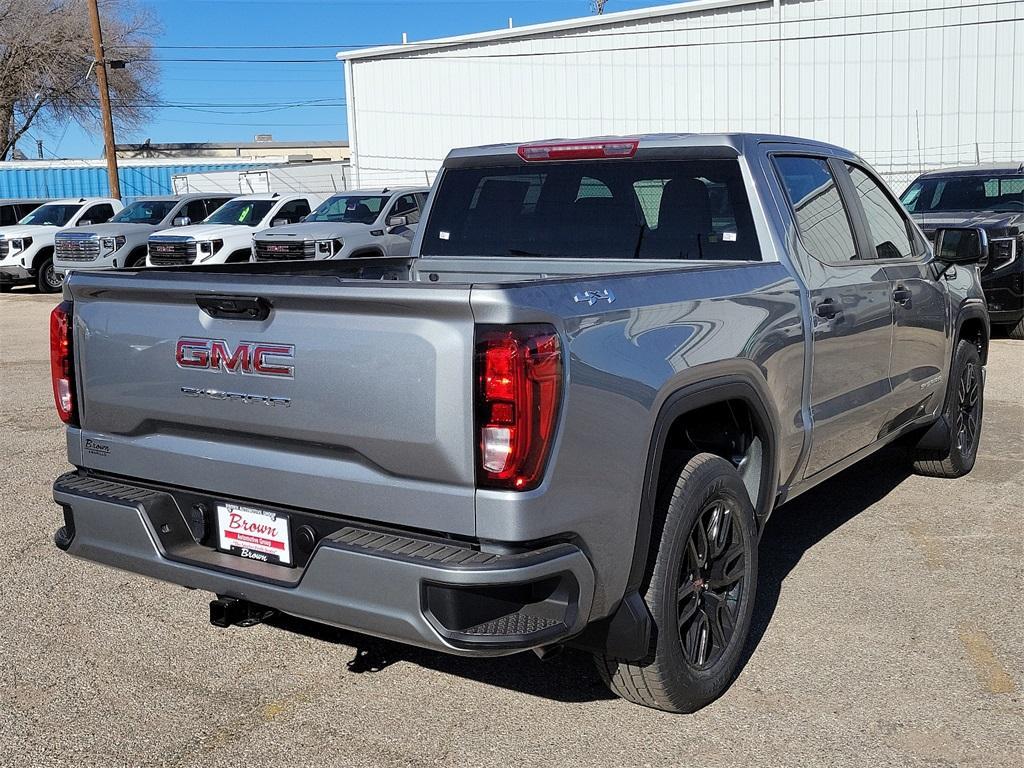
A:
[0,161,268,200]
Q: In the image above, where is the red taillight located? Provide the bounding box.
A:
[475,325,562,491]
[50,300,77,425]
[517,139,639,162]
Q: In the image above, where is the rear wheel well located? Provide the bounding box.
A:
[958,317,988,365]
[348,248,385,259]
[659,399,767,518]
[226,249,251,263]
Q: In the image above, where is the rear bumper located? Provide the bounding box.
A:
[53,472,594,656]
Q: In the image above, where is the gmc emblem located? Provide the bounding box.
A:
[175,338,295,378]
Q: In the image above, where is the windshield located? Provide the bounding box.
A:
[110,200,177,225]
[204,199,276,226]
[305,194,388,224]
[422,159,760,261]
[901,174,1024,213]
[19,203,80,227]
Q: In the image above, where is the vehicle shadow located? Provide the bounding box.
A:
[740,445,912,668]
[267,613,616,703]
[269,445,912,705]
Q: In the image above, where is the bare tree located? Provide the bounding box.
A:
[0,0,159,160]
[591,0,610,13]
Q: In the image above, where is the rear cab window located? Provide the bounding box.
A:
[421,158,761,261]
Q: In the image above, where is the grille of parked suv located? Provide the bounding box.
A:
[55,236,100,262]
[253,240,315,261]
[149,240,198,266]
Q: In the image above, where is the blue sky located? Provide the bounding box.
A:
[37,0,675,159]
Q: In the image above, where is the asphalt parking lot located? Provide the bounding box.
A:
[0,288,1021,768]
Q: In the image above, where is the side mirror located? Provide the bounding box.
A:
[271,217,290,228]
[387,215,408,228]
[935,227,989,267]
[77,220,92,227]
[172,216,191,227]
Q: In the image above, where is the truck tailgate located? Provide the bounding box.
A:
[67,273,478,535]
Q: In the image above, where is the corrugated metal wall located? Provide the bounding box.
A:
[346,0,1024,191]
[0,162,270,200]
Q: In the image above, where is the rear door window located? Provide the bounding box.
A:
[774,155,861,264]
[421,159,760,261]
[0,205,15,226]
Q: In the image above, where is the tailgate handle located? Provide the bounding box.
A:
[196,295,272,321]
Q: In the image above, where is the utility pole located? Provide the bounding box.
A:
[86,0,121,199]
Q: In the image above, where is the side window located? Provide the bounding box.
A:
[83,203,115,224]
[183,200,208,223]
[0,205,15,226]
[275,199,311,224]
[389,194,420,224]
[844,164,915,260]
[774,156,860,264]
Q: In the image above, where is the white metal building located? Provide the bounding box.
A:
[338,0,1024,191]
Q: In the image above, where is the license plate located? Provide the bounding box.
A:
[216,503,292,566]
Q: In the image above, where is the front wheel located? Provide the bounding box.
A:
[35,257,63,293]
[909,339,984,478]
[595,453,758,713]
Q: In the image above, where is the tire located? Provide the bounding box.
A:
[0,283,11,293]
[910,339,984,478]
[35,256,63,293]
[1005,318,1024,341]
[595,453,758,713]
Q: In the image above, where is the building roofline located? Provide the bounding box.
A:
[115,140,349,150]
[337,0,757,61]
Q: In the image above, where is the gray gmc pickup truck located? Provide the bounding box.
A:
[51,134,989,713]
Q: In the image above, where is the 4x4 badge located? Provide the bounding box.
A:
[573,289,615,306]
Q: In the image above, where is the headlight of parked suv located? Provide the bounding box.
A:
[101,236,126,253]
[988,237,1017,270]
[315,239,343,258]
[9,237,32,253]
[196,239,223,262]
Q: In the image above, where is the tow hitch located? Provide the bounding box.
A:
[209,596,276,628]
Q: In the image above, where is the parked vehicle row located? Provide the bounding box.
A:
[0,198,123,292]
[0,187,430,291]
[50,133,992,713]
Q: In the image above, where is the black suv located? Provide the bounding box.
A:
[901,164,1024,338]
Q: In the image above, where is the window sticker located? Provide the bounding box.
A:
[723,232,737,242]
[439,231,450,240]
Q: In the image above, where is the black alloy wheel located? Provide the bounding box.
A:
[678,498,747,669]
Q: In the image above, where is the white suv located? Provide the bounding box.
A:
[0,197,123,292]
[54,194,234,277]
[251,188,430,262]
[147,193,322,267]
